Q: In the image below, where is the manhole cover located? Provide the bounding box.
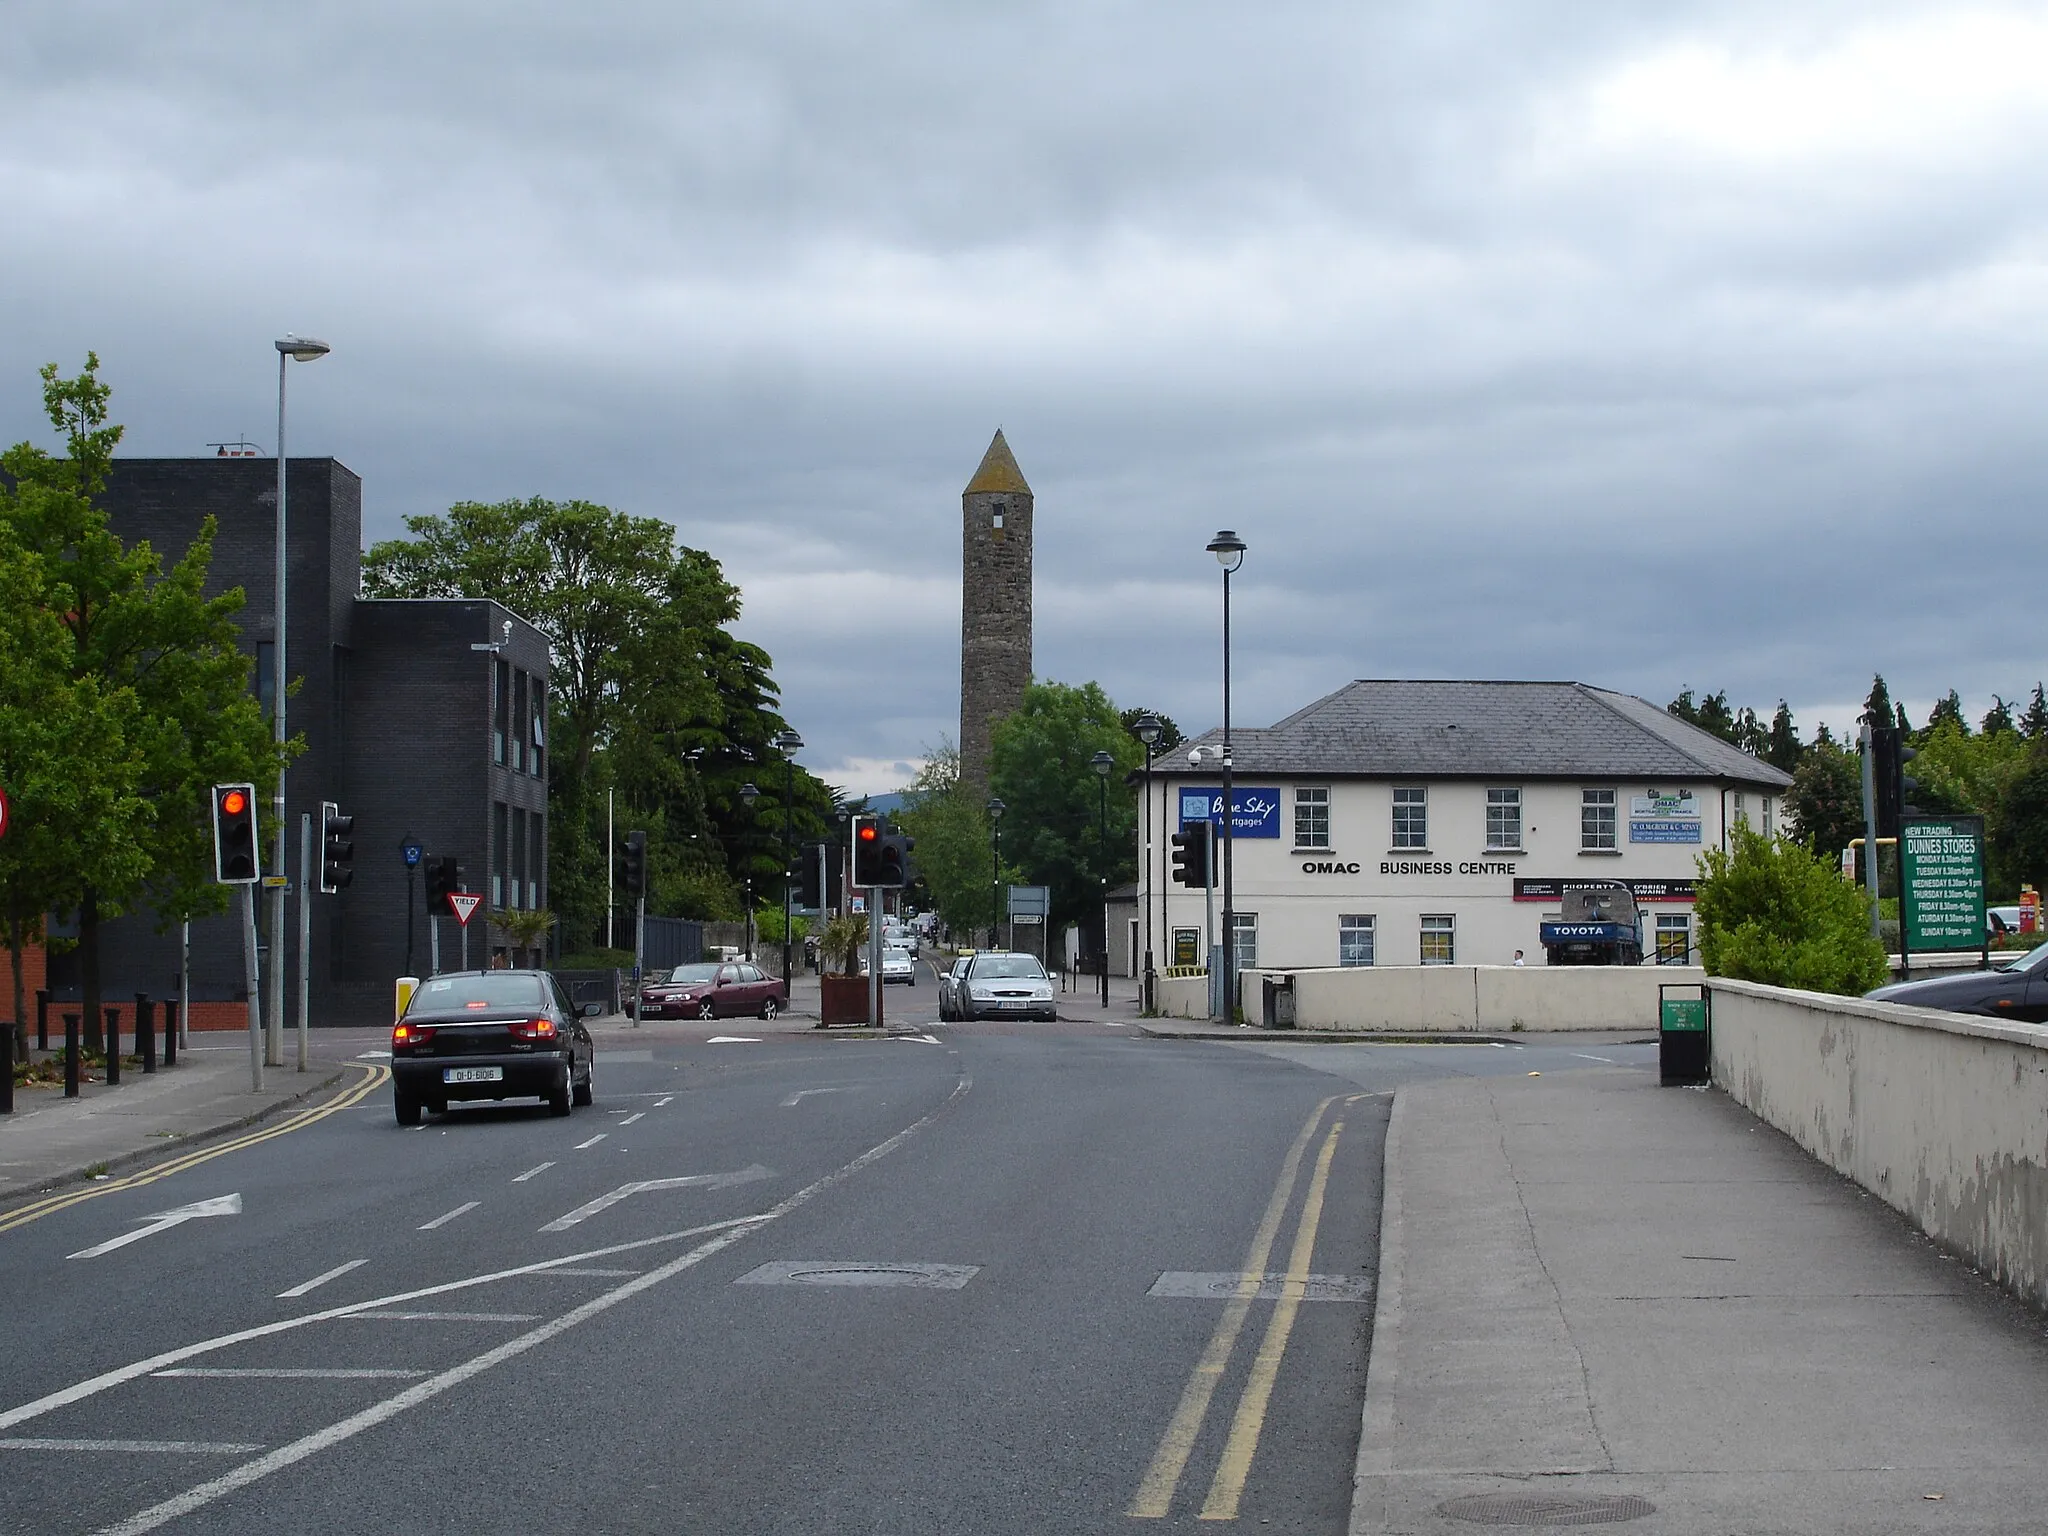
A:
[735,1260,979,1290]
[1437,1492,1655,1526]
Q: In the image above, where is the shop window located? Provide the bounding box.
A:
[1339,914,1375,967]
[1294,787,1330,849]
[1656,913,1692,964]
[1486,787,1522,850]
[1231,911,1257,973]
[1420,913,1456,965]
[1392,786,1428,849]
[1581,788,1617,850]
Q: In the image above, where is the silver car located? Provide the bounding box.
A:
[954,952,1057,1022]
[937,955,974,1021]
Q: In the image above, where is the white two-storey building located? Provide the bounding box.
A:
[1139,680,1793,975]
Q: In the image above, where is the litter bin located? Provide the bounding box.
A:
[1658,983,1710,1086]
[1262,974,1296,1030]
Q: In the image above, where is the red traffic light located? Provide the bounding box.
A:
[858,825,878,842]
[221,789,247,816]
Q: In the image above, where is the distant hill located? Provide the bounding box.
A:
[864,792,907,815]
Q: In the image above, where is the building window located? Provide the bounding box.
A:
[493,659,508,765]
[1294,786,1330,849]
[1339,914,1375,967]
[1420,914,1455,965]
[1486,787,1522,850]
[991,501,1007,543]
[492,802,508,908]
[1582,788,1617,850]
[1392,786,1428,849]
[1231,911,1257,973]
[512,671,529,774]
[1762,797,1773,838]
[529,811,543,910]
[510,807,527,911]
[255,642,275,725]
[1656,912,1692,964]
[1731,791,1748,829]
[530,684,546,779]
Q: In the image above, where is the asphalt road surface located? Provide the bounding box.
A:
[0,973,1650,1534]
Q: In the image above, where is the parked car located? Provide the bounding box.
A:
[953,951,1057,1021]
[639,961,788,1020]
[937,954,973,1020]
[1865,940,2048,1021]
[1988,905,2026,937]
[391,970,597,1125]
[882,948,917,985]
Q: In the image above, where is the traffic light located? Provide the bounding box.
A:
[1872,727,1922,840]
[873,832,915,889]
[425,855,461,908]
[851,815,883,887]
[211,783,260,884]
[620,830,648,901]
[1171,822,1212,888]
[797,840,845,908]
[319,801,355,892]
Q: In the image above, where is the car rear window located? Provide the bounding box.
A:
[410,974,546,1011]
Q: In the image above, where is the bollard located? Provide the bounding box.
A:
[2,1020,12,1115]
[163,999,177,1067]
[104,1005,120,1086]
[36,988,49,1052]
[137,994,155,1074]
[63,1012,80,1098]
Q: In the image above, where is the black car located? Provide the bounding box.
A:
[391,970,599,1125]
[1864,941,2048,1022]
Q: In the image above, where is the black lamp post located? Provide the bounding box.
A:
[1091,749,1114,1007]
[1206,529,1246,1024]
[773,728,803,989]
[986,797,1006,949]
[1133,713,1162,1012]
[739,781,759,962]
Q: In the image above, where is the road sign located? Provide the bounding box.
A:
[401,839,423,868]
[1901,816,1987,953]
[448,892,483,927]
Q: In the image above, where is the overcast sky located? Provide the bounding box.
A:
[7,2,2046,793]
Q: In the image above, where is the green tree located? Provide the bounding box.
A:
[988,680,1141,942]
[2021,685,2048,741]
[1862,674,1894,729]
[1782,738,1864,861]
[1925,689,1968,736]
[1668,687,1738,744]
[1992,753,2048,897]
[1696,824,1887,995]
[1762,701,1802,773]
[1120,707,1184,754]
[897,744,1011,940]
[1983,696,2017,737]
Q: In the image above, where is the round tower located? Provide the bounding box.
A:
[959,429,1033,799]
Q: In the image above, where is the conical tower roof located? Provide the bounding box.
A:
[963,429,1031,496]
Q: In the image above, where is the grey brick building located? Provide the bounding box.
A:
[54,458,550,1026]
[959,430,1033,799]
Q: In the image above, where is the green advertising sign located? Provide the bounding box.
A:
[1901,816,1987,953]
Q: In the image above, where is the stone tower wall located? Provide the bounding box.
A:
[959,483,1033,799]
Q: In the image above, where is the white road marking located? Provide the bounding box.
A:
[705,1036,760,1044]
[653,1096,674,1107]
[68,1194,242,1260]
[541,1267,641,1278]
[574,1134,607,1150]
[276,1260,368,1299]
[418,1202,480,1231]
[893,1033,943,1045]
[355,1050,391,1060]
[1488,1042,1507,1049]
[345,1311,540,1323]
[511,1162,554,1183]
[1571,1053,1617,1064]
[152,1369,425,1381]
[617,1112,644,1126]
[1,1438,261,1455]
[780,1088,851,1107]
[540,1166,773,1232]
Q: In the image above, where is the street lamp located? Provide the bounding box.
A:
[1206,528,1246,1025]
[986,796,1006,949]
[269,334,328,1069]
[773,728,803,990]
[739,781,760,961]
[1133,713,1163,1012]
[1091,749,1114,1007]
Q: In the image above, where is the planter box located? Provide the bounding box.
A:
[819,974,876,1028]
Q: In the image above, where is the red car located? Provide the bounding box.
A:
[639,961,787,1020]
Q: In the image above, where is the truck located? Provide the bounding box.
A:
[1538,881,1645,966]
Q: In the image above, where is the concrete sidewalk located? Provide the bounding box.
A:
[1353,1070,2048,1534]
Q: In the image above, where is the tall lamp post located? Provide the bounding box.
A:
[739,781,759,961]
[270,335,329,1067]
[986,797,1006,949]
[1091,749,1114,1007]
[1133,713,1162,1012]
[1206,529,1246,1025]
[773,728,803,990]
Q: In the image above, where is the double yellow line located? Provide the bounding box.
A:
[0,1062,389,1235]
[1129,1093,1359,1522]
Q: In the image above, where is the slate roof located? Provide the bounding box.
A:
[1162,680,1793,788]
[963,429,1031,496]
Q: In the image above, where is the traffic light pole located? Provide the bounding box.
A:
[241,885,263,1093]
[633,895,646,1028]
[1205,826,1217,1021]
[430,916,441,978]
[297,813,311,1072]
[867,895,882,1032]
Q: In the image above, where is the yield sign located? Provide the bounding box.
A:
[448,892,483,927]
[68,1193,241,1259]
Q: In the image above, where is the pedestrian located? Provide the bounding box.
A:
[1512,949,1525,966]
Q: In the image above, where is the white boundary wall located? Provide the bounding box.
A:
[1709,978,2048,1309]
[1154,964,1701,1032]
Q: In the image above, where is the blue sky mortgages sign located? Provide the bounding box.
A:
[1179,787,1282,839]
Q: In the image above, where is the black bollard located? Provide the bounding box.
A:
[36,988,49,1052]
[137,994,155,1074]
[163,999,177,1067]
[63,1012,80,1098]
[104,1005,120,1086]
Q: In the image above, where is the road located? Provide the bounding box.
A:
[0,966,1650,1534]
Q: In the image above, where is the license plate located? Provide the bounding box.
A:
[1000,999,1029,1009]
[443,1066,503,1084]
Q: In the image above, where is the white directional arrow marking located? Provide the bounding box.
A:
[539,1166,772,1232]
[780,1088,854,1108]
[68,1194,242,1259]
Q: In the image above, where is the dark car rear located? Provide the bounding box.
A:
[391,970,596,1125]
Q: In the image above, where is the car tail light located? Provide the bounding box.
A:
[392,1022,436,1048]
[508,1017,558,1042]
